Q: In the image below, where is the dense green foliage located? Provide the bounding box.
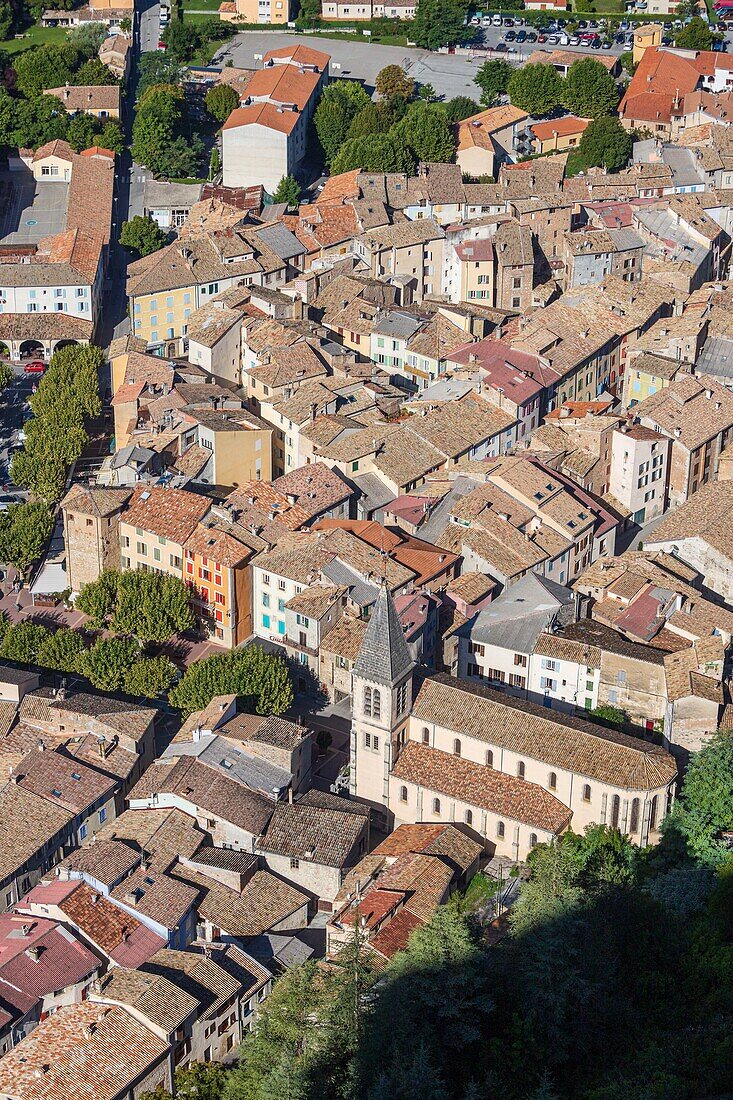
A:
[675,15,712,49]
[77,636,141,691]
[392,102,456,165]
[122,655,177,698]
[132,81,204,179]
[0,502,53,572]
[169,645,293,717]
[562,57,619,119]
[120,215,168,258]
[272,174,301,208]
[205,82,239,124]
[313,79,371,169]
[577,116,632,172]
[331,132,413,175]
[77,569,195,644]
[11,344,102,504]
[411,0,470,50]
[507,62,564,117]
[439,96,480,123]
[202,736,733,1099]
[375,64,415,101]
[474,59,512,107]
[136,52,185,98]
[36,628,86,674]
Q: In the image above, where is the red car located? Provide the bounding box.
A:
[23,361,45,374]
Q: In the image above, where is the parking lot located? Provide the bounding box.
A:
[0,171,70,247]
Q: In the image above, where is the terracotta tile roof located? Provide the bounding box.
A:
[95,966,198,1033]
[222,49,326,137]
[0,914,98,1001]
[393,741,572,833]
[55,881,167,967]
[369,907,422,960]
[620,46,702,125]
[320,613,368,662]
[15,747,116,815]
[0,1001,169,1100]
[45,84,121,112]
[141,947,244,1018]
[257,801,365,867]
[411,673,677,790]
[0,785,73,882]
[121,484,210,545]
[457,105,529,152]
[531,115,591,142]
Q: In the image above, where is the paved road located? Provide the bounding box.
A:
[0,368,34,492]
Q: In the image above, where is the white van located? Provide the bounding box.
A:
[492,13,502,25]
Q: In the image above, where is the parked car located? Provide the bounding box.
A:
[505,30,516,40]
[602,39,612,48]
[591,37,602,47]
[548,33,559,43]
[526,30,537,40]
[577,19,587,28]
[23,361,45,375]
[516,29,526,41]
[494,41,508,51]
[569,34,579,44]
[537,32,547,41]
[492,13,502,25]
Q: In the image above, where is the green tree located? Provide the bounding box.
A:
[418,82,436,102]
[7,94,69,151]
[176,1062,227,1100]
[76,568,118,628]
[663,732,733,866]
[123,656,177,698]
[331,133,415,175]
[348,103,391,139]
[0,362,12,389]
[474,59,512,107]
[78,636,140,691]
[391,102,456,164]
[375,64,415,101]
[272,174,301,207]
[295,0,322,28]
[77,570,194,643]
[209,144,221,179]
[36,628,86,674]
[205,82,239,124]
[577,116,631,171]
[120,215,167,257]
[314,80,371,168]
[137,52,184,98]
[440,96,480,123]
[507,63,564,116]
[169,645,293,717]
[675,16,712,49]
[13,44,81,98]
[0,622,49,665]
[0,502,53,572]
[67,22,109,59]
[411,0,470,50]
[562,57,619,120]
[0,0,13,39]
[162,19,202,62]
[74,58,118,86]
[66,112,98,153]
[99,121,125,155]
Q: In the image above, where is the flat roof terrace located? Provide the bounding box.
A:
[0,171,69,246]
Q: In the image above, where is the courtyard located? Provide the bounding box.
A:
[0,169,70,246]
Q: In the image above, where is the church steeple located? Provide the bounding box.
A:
[353,583,414,688]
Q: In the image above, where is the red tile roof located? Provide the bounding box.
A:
[531,115,591,142]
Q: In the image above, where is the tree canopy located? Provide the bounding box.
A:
[168,645,293,717]
[132,81,203,179]
[272,174,301,208]
[314,79,372,168]
[562,57,619,120]
[77,636,142,692]
[577,115,632,172]
[474,59,513,107]
[120,215,167,258]
[331,133,414,175]
[77,569,195,644]
[375,65,415,101]
[675,15,712,50]
[392,102,456,165]
[205,82,239,124]
[662,732,733,865]
[411,0,471,50]
[0,502,53,572]
[507,62,564,116]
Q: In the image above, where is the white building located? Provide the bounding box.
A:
[222,45,330,194]
[609,424,670,525]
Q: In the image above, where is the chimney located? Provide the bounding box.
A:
[674,426,682,437]
[705,388,713,399]
[25,945,42,962]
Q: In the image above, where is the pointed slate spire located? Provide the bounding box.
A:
[353,583,414,687]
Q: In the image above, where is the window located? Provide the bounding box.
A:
[529,833,538,849]
[496,820,505,839]
[99,807,106,823]
[262,613,270,629]
[399,785,408,803]
[629,797,640,833]
[397,681,407,715]
[465,809,473,826]
[263,594,270,608]
[548,771,557,790]
[611,793,620,828]
[290,858,300,869]
[649,794,658,831]
[582,784,592,803]
[136,542,147,556]
[517,761,525,779]
[79,823,87,840]
[486,749,494,768]
[363,687,372,717]
[514,653,527,667]
[432,798,441,815]
[373,735,379,751]
[372,688,381,721]
[422,726,430,744]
